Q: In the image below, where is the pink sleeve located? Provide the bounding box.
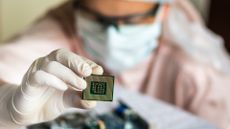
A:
[175,63,230,129]
[0,18,71,85]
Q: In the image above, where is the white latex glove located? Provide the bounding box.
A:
[0,49,103,128]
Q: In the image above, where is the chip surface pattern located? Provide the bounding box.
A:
[82,75,114,101]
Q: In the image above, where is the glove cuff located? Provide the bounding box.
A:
[8,84,42,125]
[0,83,23,128]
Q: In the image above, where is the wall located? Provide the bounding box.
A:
[0,0,65,42]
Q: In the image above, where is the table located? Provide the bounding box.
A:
[93,86,219,129]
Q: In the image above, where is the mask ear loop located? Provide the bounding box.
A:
[153,4,165,24]
[160,4,170,22]
[148,5,164,41]
[139,5,167,92]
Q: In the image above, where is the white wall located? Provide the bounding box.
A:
[0,0,66,42]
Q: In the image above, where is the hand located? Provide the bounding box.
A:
[8,49,103,125]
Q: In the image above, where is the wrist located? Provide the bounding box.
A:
[0,84,23,129]
[9,84,42,126]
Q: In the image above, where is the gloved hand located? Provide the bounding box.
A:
[1,49,103,127]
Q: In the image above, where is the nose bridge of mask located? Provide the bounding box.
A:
[106,26,125,48]
[106,26,136,53]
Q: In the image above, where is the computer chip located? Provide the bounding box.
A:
[82,75,114,101]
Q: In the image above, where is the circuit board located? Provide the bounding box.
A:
[27,101,149,129]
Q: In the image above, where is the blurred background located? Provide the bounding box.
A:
[0,0,66,42]
[0,0,229,52]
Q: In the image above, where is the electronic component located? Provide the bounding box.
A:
[27,101,149,129]
[82,75,114,101]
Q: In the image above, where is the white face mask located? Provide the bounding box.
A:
[76,11,162,74]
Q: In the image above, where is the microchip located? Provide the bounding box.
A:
[82,75,114,101]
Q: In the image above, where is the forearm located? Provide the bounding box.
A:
[0,83,23,129]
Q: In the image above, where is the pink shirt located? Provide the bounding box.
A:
[0,1,229,128]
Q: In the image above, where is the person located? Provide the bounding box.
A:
[0,0,229,128]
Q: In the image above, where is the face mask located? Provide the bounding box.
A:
[76,12,162,74]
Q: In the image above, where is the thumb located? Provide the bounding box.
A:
[80,100,97,109]
[63,90,97,109]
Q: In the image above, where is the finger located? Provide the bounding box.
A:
[48,49,92,77]
[63,90,83,108]
[42,61,87,91]
[82,57,104,75]
[63,90,97,109]
[28,70,68,91]
[80,100,97,109]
